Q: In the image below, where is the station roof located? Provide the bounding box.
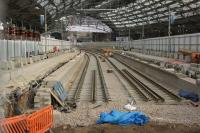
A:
[7,0,200,38]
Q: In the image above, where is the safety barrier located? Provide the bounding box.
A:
[0,38,71,62]
[0,105,53,133]
[0,115,27,133]
[27,105,53,133]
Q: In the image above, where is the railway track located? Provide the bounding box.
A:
[72,53,90,102]
[70,52,110,103]
[122,69,165,102]
[88,49,181,104]
[70,50,181,105]
[107,53,182,104]
[105,57,145,103]
[91,53,110,102]
[89,51,137,99]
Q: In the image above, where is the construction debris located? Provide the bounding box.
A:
[107,69,113,73]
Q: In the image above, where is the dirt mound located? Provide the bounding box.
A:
[52,122,200,133]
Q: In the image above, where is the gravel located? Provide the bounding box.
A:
[53,102,200,128]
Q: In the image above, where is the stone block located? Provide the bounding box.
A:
[27,57,33,64]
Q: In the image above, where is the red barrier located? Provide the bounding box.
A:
[0,105,53,133]
[27,105,53,133]
[0,115,27,133]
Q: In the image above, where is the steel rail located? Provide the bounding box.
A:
[93,53,110,102]
[85,51,110,102]
[73,53,90,101]
[91,70,96,103]
[88,51,136,102]
[122,69,165,102]
[105,57,149,102]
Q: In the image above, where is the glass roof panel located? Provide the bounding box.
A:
[36,0,200,30]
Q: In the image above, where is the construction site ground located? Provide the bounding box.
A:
[52,51,200,132]
[52,122,200,133]
[1,50,200,132]
[53,101,200,131]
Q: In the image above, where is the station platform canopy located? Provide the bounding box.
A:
[7,0,200,38]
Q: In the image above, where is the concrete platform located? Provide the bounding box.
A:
[123,51,198,86]
[0,50,79,93]
[44,53,85,90]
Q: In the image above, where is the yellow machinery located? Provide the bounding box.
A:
[101,48,113,57]
[178,49,200,63]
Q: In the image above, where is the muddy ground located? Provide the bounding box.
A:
[52,122,200,133]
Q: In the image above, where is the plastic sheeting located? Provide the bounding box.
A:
[131,33,200,52]
[0,40,39,61]
[0,38,71,61]
[178,89,199,102]
[97,110,149,126]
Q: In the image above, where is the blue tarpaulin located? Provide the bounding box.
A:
[96,110,149,126]
[178,89,199,102]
